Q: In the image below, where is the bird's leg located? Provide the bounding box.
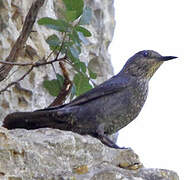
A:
[96,123,126,149]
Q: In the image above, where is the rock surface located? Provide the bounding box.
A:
[0,127,179,180]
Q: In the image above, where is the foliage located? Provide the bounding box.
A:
[43,74,64,96]
[73,73,92,96]
[38,0,96,97]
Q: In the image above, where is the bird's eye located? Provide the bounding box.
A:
[142,51,149,57]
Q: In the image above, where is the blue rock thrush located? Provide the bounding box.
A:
[3,50,177,148]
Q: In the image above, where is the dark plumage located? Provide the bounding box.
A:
[3,50,177,148]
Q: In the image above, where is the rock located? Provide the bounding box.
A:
[0,127,179,180]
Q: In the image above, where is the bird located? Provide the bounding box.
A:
[3,50,177,148]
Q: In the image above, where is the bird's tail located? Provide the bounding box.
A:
[3,110,66,130]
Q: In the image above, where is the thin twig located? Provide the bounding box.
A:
[0,56,67,67]
[0,66,34,94]
[0,56,67,94]
[55,32,67,60]
[51,63,57,75]
[50,32,67,76]
[0,60,36,66]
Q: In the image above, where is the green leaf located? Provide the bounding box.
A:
[38,17,70,32]
[73,62,80,71]
[46,34,61,50]
[74,61,86,73]
[69,45,80,59]
[80,62,86,73]
[43,80,60,96]
[59,42,71,54]
[63,0,84,19]
[67,49,79,63]
[79,7,92,25]
[73,73,93,96]
[69,30,81,47]
[43,74,64,96]
[70,84,76,100]
[75,26,92,37]
[88,68,97,79]
[65,10,77,22]
[56,73,64,86]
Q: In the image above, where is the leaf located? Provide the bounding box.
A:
[77,32,89,45]
[88,68,97,79]
[69,30,81,47]
[67,49,79,63]
[56,73,64,86]
[73,73,93,96]
[65,10,77,22]
[63,0,84,19]
[46,34,61,50]
[75,26,92,37]
[43,74,64,96]
[38,17,70,32]
[74,61,86,73]
[79,62,86,73]
[79,7,92,25]
[43,80,60,96]
[69,45,80,59]
[70,84,76,100]
[60,42,71,54]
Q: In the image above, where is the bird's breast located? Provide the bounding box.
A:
[104,79,149,134]
[129,80,148,117]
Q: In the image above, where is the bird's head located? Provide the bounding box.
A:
[121,50,177,80]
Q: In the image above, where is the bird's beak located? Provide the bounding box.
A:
[159,56,178,61]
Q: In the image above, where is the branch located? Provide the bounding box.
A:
[0,56,67,94]
[0,56,67,67]
[0,0,45,82]
[0,66,34,94]
[48,62,72,107]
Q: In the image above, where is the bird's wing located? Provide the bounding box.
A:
[66,75,131,106]
[39,75,132,111]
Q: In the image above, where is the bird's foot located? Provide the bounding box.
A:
[96,123,127,149]
[97,134,128,149]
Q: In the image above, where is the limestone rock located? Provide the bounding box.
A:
[0,127,179,180]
